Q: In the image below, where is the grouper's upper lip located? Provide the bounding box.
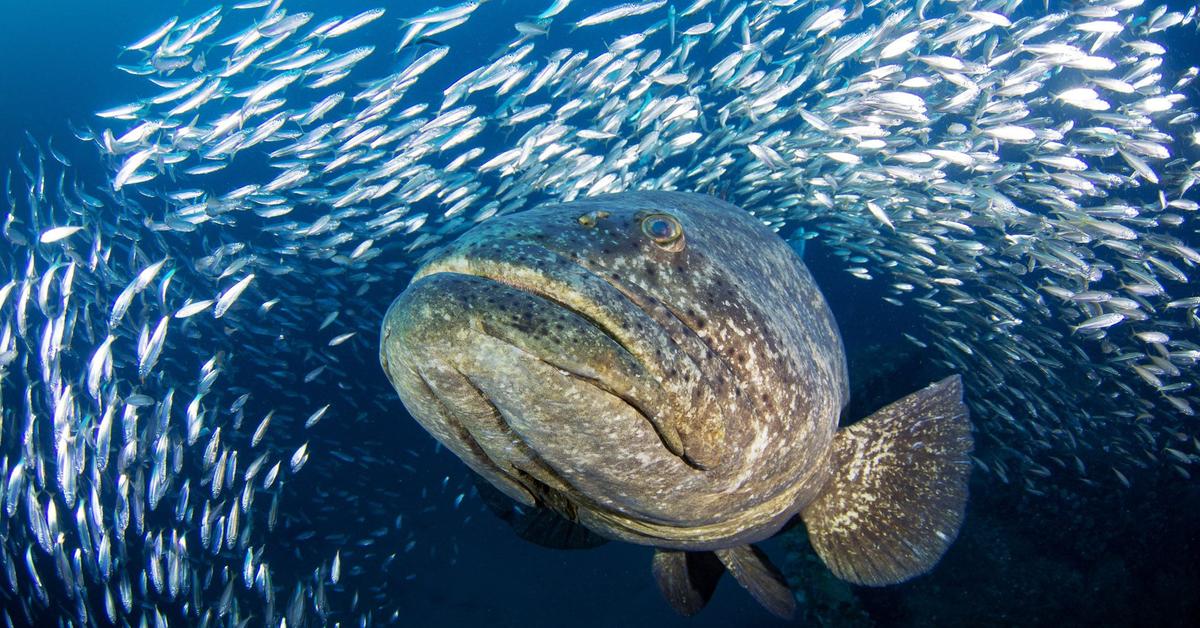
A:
[412,247,649,368]
[441,268,638,360]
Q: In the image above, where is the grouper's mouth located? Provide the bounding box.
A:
[381,235,740,531]
[411,250,692,464]
[443,272,666,455]
[383,266,708,528]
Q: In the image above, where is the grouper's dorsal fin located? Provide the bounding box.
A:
[713,545,796,620]
[801,374,973,586]
[651,549,724,616]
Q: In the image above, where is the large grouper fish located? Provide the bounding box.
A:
[379,191,973,619]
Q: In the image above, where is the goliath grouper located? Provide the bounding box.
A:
[379,191,973,619]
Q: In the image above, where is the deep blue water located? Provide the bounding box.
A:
[2,1,1200,626]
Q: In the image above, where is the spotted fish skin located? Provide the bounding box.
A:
[382,191,848,549]
[382,191,975,620]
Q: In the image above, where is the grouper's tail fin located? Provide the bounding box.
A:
[801,375,973,586]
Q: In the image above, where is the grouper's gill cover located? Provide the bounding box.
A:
[380,191,849,547]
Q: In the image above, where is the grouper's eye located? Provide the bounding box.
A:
[641,213,684,250]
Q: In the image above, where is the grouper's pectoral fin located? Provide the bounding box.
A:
[472,473,609,550]
[801,374,973,586]
[713,545,796,620]
[651,549,724,616]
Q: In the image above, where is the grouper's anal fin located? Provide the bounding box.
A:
[801,374,973,586]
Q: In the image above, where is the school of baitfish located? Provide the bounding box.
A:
[0,0,1198,624]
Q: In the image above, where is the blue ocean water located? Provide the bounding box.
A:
[1,1,1199,626]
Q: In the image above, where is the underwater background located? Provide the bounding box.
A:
[1,0,1199,625]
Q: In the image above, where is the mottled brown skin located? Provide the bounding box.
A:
[379,191,849,550]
